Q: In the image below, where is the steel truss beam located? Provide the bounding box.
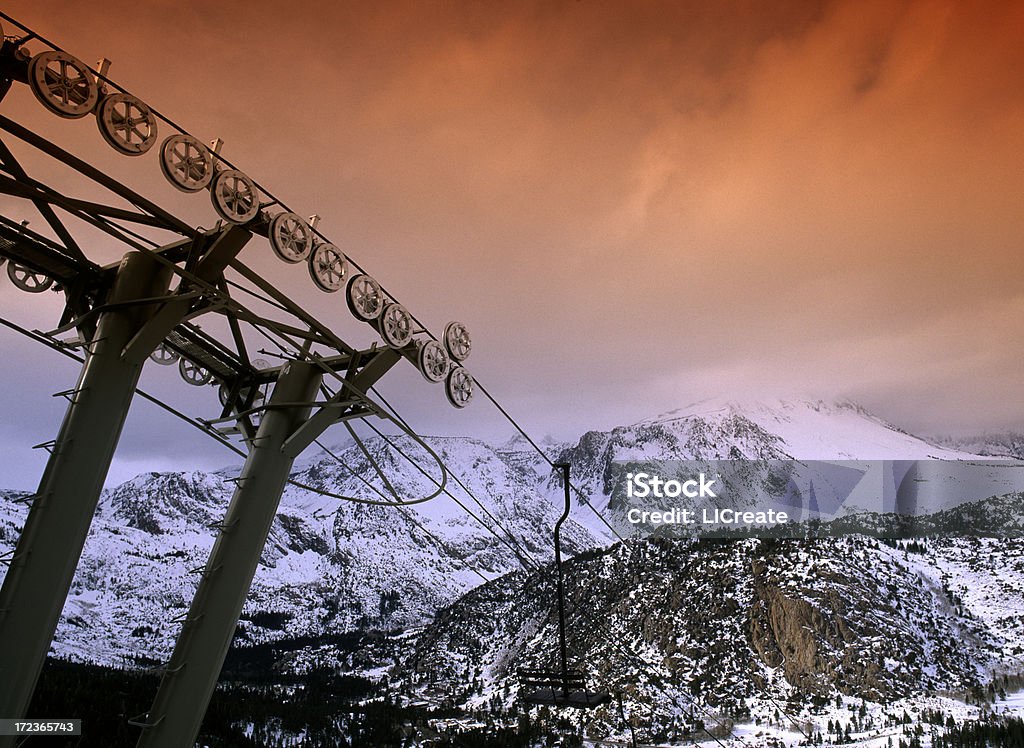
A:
[0,114,197,237]
[0,139,84,260]
[121,226,251,365]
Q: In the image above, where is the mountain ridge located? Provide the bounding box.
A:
[0,396,1016,682]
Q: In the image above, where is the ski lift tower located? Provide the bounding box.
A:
[0,14,475,748]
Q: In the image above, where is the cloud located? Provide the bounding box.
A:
[0,0,1021,474]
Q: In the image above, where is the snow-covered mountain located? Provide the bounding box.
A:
[389,400,1024,743]
[0,435,596,667]
[0,397,1014,678]
[636,398,980,460]
[928,431,1024,460]
[554,397,988,540]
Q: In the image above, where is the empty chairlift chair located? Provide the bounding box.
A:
[517,463,611,710]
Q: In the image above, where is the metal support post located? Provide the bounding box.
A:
[553,463,571,698]
[135,361,323,748]
[0,251,173,735]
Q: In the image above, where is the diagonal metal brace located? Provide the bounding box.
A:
[206,519,238,534]
[281,348,401,459]
[121,226,251,365]
[31,439,63,455]
[187,563,222,578]
[169,612,204,626]
[51,387,86,403]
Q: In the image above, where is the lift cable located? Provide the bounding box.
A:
[1,310,531,592]
[6,12,609,548]
[0,315,499,591]
[0,11,448,330]
[1,204,751,744]
[760,690,812,742]
[304,438,493,586]
[362,388,544,571]
[363,385,749,743]
[218,304,550,576]
[369,389,534,529]
[2,18,770,741]
[222,275,297,317]
[0,313,443,510]
[435,392,749,742]
[167,306,529,546]
[468,378,626,544]
[0,315,245,457]
[354,415,541,573]
[4,11,622,558]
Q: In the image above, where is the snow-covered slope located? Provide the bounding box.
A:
[928,431,1024,460]
[556,398,989,541]
[641,398,980,461]
[0,435,596,667]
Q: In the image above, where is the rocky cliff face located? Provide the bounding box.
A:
[745,539,986,701]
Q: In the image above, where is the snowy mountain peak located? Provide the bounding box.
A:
[497,432,561,453]
[98,471,231,534]
[634,396,975,461]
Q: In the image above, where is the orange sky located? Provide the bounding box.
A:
[1,0,1023,481]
